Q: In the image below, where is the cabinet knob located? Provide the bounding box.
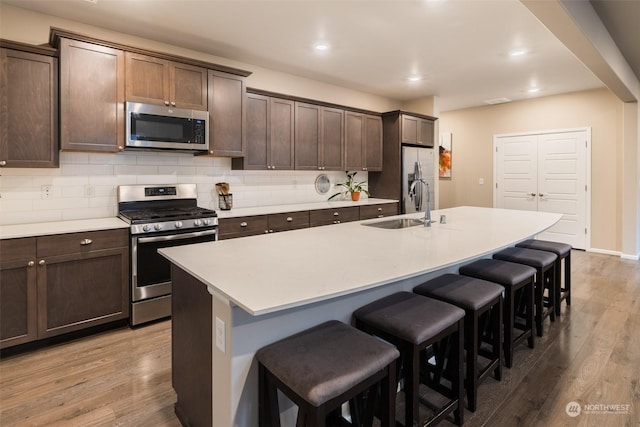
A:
[38,260,46,266]
[286,217,293,222]
[0,160,6,166]
[377,207,383,211]
[27,261,35,267]
[171,101,176,107]
[333,212,339,216]
[333,220,341,224]
[240,222,248,227]
[118,146,124,151]
[272,166,276,170]
[80,238,93,246]
[363,167,368,171]
[164,101,170,106]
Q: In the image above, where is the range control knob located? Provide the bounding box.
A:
[175,221,183,229]
[203,218,211,226]
[143,224,151,232]
[193,219,202,226]
[154,224,163,231]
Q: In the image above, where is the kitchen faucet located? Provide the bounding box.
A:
[409,178,432,227]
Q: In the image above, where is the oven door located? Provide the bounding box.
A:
[131,228,217,302]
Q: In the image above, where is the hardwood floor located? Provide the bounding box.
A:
[0,250,638,426]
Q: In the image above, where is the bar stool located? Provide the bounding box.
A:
[353,292,465,427]
[493,247,557,337]
[256,320,399,427]
[516,239,572,316]
[413,274,503,412]
[459,259,536,368]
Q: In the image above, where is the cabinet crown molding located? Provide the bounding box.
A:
[48,27,252,77]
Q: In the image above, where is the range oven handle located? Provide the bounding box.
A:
[137,228,217,244]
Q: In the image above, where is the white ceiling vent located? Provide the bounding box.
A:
[484,97,512,105]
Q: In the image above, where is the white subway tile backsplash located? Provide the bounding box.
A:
[0,152,367,226]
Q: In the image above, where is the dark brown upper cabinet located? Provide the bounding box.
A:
[125,52,207,110]
[295,103,344,171]
[0,41,58,168]
[207,70,246,157]
[401,113,435,147]
[344,112,382,172]
[233,94,294,170]
[59,38,125,153]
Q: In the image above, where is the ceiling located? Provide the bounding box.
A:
[4,0,637,112]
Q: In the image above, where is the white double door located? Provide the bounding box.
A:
[494,129,589,249]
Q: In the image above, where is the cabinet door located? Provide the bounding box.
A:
[270,98,295,170]
[37,247,129,339]
[401,115,419,145]
[0,238,37,349]
[125,52,170,106]
[344,111,364,171]
[60,38,125,152]
[218,216,269,240]
[360,203,398,220]
[309,207,359,227]
[241,93,270,170]
[208,70,246,157]
[364,115,383,171]
[321,107,344,171]
[171,62,207,110]
[295,102,320,170]
[0,48,58,168]
[418,118,434,147]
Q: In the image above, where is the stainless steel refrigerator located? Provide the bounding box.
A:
[402,145,435,214]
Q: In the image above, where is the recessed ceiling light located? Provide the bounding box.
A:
[484,97,512,105]
[509,49,527,57]
[83,0,98,3]
[313,42,330,52]
[407,75,424,82]
[527,87,540,93]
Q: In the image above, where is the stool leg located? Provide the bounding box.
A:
[454,319,464,426]
[503,286,515,368]
[554,259,561,316]
[565,254,571,306]
[548,264,556,322]
[466,311,479,412]
[259,364,281,427]
[381,360,397,427]
[404,345,420,427]
[494,298,503,381]
[534,268,544,337]
[527,278,535,348]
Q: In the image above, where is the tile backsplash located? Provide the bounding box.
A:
[0,151,365,225]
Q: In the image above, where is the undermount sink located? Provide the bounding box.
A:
[362,218,425,229]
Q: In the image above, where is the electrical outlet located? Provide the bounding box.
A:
[41,185,52,199]
[479,178,485,185]
[85,185,95,197]
[215,317,226,353]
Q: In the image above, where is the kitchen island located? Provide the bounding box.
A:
[159,206,561,427]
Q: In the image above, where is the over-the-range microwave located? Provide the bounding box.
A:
[125,102,209,153]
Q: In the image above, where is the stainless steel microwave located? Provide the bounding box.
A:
[125,102,209,152]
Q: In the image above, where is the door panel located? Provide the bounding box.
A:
[496,135,537,212]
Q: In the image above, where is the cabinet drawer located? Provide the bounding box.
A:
[268,211,310,233]
[359,203,398,220]
[37,229,129,257]
[0,238,36,264]
[309,207,360,227]
[218,216,268,240]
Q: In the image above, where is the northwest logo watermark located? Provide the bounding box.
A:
[566,401,631,417]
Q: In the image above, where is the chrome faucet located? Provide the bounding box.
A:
[409,178,432,227]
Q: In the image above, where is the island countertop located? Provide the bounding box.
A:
[160,206,561,316]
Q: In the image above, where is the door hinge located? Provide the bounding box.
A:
[585,228,587,235]
[495,183,498,189]
[585,184,587,191]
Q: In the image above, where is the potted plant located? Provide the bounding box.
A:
[328,171,371,201]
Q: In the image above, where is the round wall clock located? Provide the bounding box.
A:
[315,174,331,194]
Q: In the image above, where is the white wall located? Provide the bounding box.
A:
[0,152,357,225]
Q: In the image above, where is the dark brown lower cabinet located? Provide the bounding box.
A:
[309,206,360,227]
[359,203,399,220]
[0,229,129,349]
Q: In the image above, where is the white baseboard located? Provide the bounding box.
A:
[587,247,622,257]
[621,253,640,261]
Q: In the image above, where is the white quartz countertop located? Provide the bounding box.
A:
[160,206,561,316]
[0,217,129,239]
[215,198,397,218]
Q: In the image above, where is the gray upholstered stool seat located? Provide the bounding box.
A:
[414,274,503,412]
[493,247,557,337]
[459,259,536,368]
[256,320,399,427]
[354,292,465,427]
[516,239,572,316]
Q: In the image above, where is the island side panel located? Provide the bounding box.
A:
[171,265,213,427]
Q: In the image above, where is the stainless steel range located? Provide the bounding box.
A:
[118,184,218,326]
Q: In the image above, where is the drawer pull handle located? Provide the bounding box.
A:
[377,208,383,211]
[80,239,93,245]
[333,212,339,216]
[333,220,341,224]
[39,260,46,266]
[27,261,35,267]
[377,214,384,218]
[240,222,248,227]
[0,160,6,166]
[286,217,293,222]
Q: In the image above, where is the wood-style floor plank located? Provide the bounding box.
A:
[1,250,638,426]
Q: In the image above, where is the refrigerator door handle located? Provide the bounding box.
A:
[414,161,423,211]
